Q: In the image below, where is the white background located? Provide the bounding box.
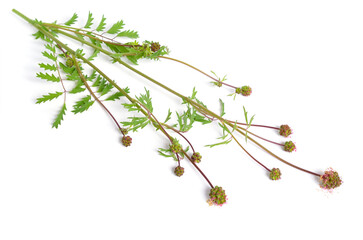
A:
[1,0,363,239]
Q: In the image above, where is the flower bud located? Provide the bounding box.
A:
[66,57,74,67]
[191,152,202,163]
[270,168,281,180]
[174,166,184,177]
[284,141,296,152]
[121,135,132,147]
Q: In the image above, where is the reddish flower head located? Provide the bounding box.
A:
[270,168,281,180]
[320,168,342,190]
[121,135,132,147]
[279,125,292,137]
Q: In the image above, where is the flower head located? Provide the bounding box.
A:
[236,86,252,96]
[170,138,182,153]
[279,124,292,137]
[150,42,161,52]
[241,85,252,96]
[270,168,281,180]
[208,186,227,206]
[66,57,74,67]
[320,168,342,190]
[191,152,202,163]
[284,141,296,152]
[121,135,132,147]
[174,166,184,177]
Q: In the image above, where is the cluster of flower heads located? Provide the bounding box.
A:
[320,168,343,190]
[208,186,227,206]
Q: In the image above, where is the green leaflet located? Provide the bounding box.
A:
[121,116,150,132]
[104,87,130,101]
[39,63,56,71]
[243,106,255,143]
[219,99,225,117]
[96,15,106,32]
[72,95,94,114]
[107,20,124,34]
[84,12,94,29]
[52,103,67,128]
[136,88,153,113]
[36,72,60,82]
[36,91,63,104]
[64,13,78,26]
[205,139,232,148]
[117,30,139,39]
[42,51,57,61]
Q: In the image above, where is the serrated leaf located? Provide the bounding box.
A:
[164,109,172,123]
[45,44,55,53]
[68,80,85,94]
[39,63,57,71]
[96,15,106,32]
[36,72,60,82]
[84,12,94,29]
[36,91,63,104]
[42,51,57,61]
[72,95,94,114]
[104,87,130,101]
[136,88,153,113]
[107,20,124,34]
[117,30,139,39]
[52,103,67,128]
[64,13,78,26]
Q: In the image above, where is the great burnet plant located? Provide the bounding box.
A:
[13,9,343,206]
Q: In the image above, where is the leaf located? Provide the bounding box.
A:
[68,80,85,94]
[121,116,149,132]
[219,98,225,117]
[39,63,57,71]
[42,51,57,61]
[45,44,55,53]
[36,91,63,104]
[117,30,139,39]
[72,95,94,114]
[164,109,172,123]
[107,20,125,34]
[205,139,232,148]
[84,12,94,29]
[36,72,60,82]
[52,103,67,128]
[136,88,153,113]
[96,15,107,32]
[104,87,130,101]
[64,13,78,26]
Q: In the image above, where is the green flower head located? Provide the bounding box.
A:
[209,186,227,206]
[284,141,296,152]
[174,166,184,177]
[270,168,281,180]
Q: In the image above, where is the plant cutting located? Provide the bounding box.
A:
[12,9,343,206]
